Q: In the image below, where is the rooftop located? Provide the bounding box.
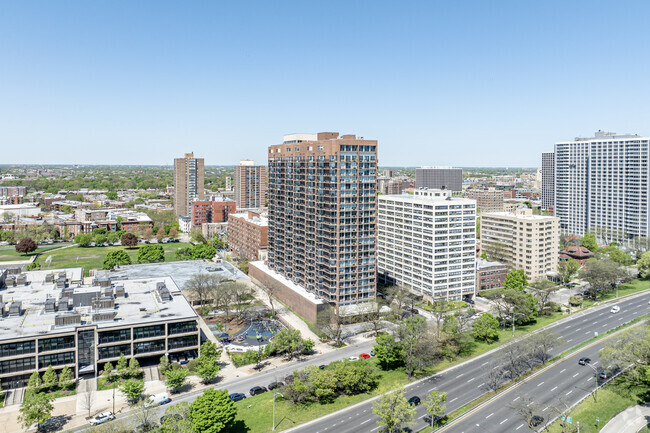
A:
[379,193,475,206]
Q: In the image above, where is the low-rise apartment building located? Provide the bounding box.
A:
[191,198,236,229]
[228,211,268,261]
[466,188,504,213]
[476,258,507,292]
[481,208,560,281]
[378,189,477,301]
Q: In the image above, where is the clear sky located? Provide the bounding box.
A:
[1,1,649,167]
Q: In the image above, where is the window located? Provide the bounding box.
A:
[133,325,165,340]
[38,336,75,353]
[98,329,131,345]
[0,340,35,358]
[168,335,198,350]
[168,321,197,335]
[134,339,165,355]
[39,352,74,368]
[0,357,35,374]
[98,344,131,360]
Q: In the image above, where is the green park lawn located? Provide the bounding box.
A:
[581,277,650,308]
[546,375,648,433]
[35,242,193,276]
[231,360,409,433]
[0,243,70,262]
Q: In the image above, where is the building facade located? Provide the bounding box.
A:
[466,188,504,213]
[234,160,266,209]
[173,153,205,218]
[541,152,555,209]
[378,189,477,301]
[267,132,377,306]
[476,258,507,292]
[228,211,268,261]
[554,131,650,242]
[415,167,463,192]
[191,198,236,228]
[481,208,560,281]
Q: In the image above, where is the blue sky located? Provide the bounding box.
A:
[1,0,649,166]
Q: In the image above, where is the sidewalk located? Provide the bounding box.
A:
[600,404,650,433]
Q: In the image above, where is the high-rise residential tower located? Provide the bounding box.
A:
[415,167,463,192]
[234,160,266,209]
[541,152,555,210]
[267,132,378,306]
[553,131,650,241]
[173,153,204,217]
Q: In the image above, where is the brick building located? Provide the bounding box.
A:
[191,199,236,229]
[228,211,268,261]
[476,259,507,292]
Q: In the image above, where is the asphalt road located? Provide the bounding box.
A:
[72,340,376,432]
[286,291,650,433]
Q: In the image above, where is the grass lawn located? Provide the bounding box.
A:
[0,243,70,262]
[580,277,650,308]
[417,300,467,312]
[35,242,193,276]
[231,360,410,433]
[546,375,648,433]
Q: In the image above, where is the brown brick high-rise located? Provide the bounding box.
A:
[267,132,377,306]
[234,160,266,209]
[173,153,204,217]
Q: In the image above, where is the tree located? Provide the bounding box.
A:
[158,356,170,376]
[160,402,194,433]
[191,243,216,260]
[106,191,118,200]
[18,392,53,431]
[372,388,415,433]
[600,325,650,385]
[526,330,563,365]
[116,353,129,378]
[484,288,538,324]
[271,328,306,360]
[74,233,92,247]
[580,232,599,252]
[15,237,37,255]
[26,371,42,391]
[397,315,430,378]
[102,361,114,382]
[373,333,404,370]
[508,393,541,429]
[385,286,414,319]
[558,259,580,285]
[196,341,221,383]
[638,251,650,278]
[42,365,57,389]
[190,228,207,244]
[131,400,158,431]
[189,388,236,433]
[472,313,500,343]
[165,366,189,392]
[316,304,344,346]
[107,231,120,244]
[359,302,385,336]
[503,269,528,291]
[129,357,141,377]
[102,250,132,270]
[568,295,583,307]
[528,280,558,315]
[142,227,154,241]
[169,227,179,239]
[119,378,144,403]
[121,232,138,247]
[429,299,450,340]
[156,227,166,241]
[482,359,507,392]
[580,257,626,299]
[186,273,225,307]
[93,233,108,245]
[423,389,447,428]
[137,244,165,263]
[80,389,96,419]
[58,365,74,388]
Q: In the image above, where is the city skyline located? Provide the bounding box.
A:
[2,1,649,166]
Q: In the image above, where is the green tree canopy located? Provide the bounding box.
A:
[18,392,53,431]
[373,333,404,370]
[189,388,236,433]
[580,232,599,252]
[580,257,626,299]
[372,388,415,433]
[74,233,92,247]
[472,313,500,343]
[119,378,144,403]
[165,366,189,392]
[191,244,216,260]
[15,237,37,255]
[137,244,165,263]
[102,250,132,270]
[503,269,528,291]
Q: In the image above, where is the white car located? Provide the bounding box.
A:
[610,306,620,314]
[348,356,359,361]
[89,412,115,426]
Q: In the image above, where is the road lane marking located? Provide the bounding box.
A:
[360,419,370,425]
[481,361,489,366]
[560,369,566,373]
[456,373,464,378]
[573,373,580,378]
[486,413,494,419]
[537,381,544,387]
[371,427,380,432]
[450,397,458,403]
[593,361,599,366]
[543,406,549,411]
[567,339,573,342]
[500,418,508,424]
[516,424,525,430]
[576,328,582,331]
[566,390,573,396]
[478,383,485,388]
[467,378,476,383]
[513,396,520,402]
[587,377,593,381]
[586,331,591,334]
[428,388,436,392]
[551,386,558,392]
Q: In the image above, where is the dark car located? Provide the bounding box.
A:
[578,357,591,365]
[318,365,326,370]
[160,414,183,425]
[531,415,544,427]
[407,396,421,406]
[370,351,376,357]
[599,371,608,380]
[250,386,268,396]
[229,393,246,402]
[268,381,284,390]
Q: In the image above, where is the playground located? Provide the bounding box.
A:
[214,316,284,347]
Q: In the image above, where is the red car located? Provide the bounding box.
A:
[360,353,371,359]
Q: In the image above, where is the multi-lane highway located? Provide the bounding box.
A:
[286,291,650,433]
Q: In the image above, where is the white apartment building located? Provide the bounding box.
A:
[553,131,649,242]
[481,208,560,281]
[378,189,477,301]
[541,152,555,210]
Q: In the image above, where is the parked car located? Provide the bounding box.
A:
[407,396,421,406]
[360,353,371,359]
[318,365,326,370]
[89,412,115,426]
[160,414,183,425]
[370,351,376,357]
[250,386,268,396]
[145,392,171,408]
[349,356,359,361]
[284,375,294,383]
[578,357,591,365]
[229,393,246,402]
[268,381,284,390]
[610,305,621,314]
[531,415,544,427]
[599,371,608,380]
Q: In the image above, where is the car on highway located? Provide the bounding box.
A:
[360,353,370,359]
[610,305,621,313]
[229,392,246,402]
[531,415,544,427]
[268,381,284,390]
[349,356,359,361]
[250,386,268,396]
[89,412,115,426]
[407,396,421,406]
[578,357,591,365]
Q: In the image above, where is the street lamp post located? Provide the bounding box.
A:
[509,308,525,337]
[272,391,284,431]
[585,363,599,402]
[112,382,116,413]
